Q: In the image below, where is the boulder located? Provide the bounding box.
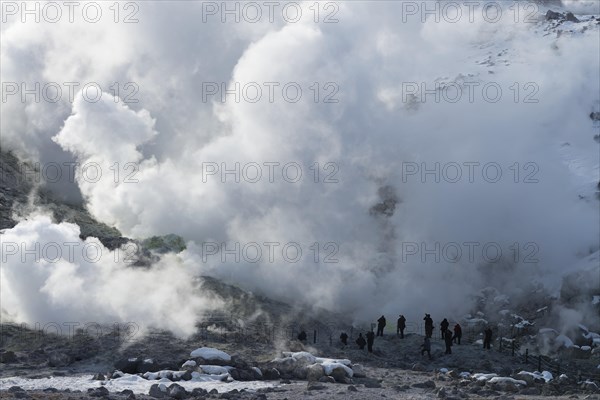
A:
[149,383,168,398]
[229,368,255,381]
[319,376,336,383]
[92,373,105,381]
[546,10,561,20]
[167,383,188,399]
[330,366,348,383]
[351,364,366,378]
[89,386,110,397]
[306,364,325,382]
[565,12,580,23]
[138,358,160,373]
[115,357,141,374]
[263,368,281,380]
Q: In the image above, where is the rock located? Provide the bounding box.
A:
[229,368,255,381]
[565,12,580,23]
[412,363,426,371]
[115,357,141,374]
[348,385,358,392]
[351,364,366,378]
[319,376,336,384]
[263,368,281,380]
[1,351,18,363]
[306,364,325,382]
[546,10,561,20]
[292,365,308,380]
[167,383,188,399]
[179,370,192,381]
[190,388,208,397]
[437,387,446,398]
[591,112,600,121]
[92,373,105,380]
[138,358,160,373]
[8,386,24,392]
[361,378,382,388]
[307,381,327,391]
[413,380,436,389]
[90,386,110,397]
[251,367,263,380]
[149,383,168,398]
[330,366,349,383]
[47,352,72,367]
[120,389,136,399]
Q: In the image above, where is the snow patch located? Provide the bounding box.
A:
[190,347,231,361]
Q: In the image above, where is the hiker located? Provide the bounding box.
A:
[424,314,433,338]
[298,330,307,342]
[340,332,348,346]
[397,315,406,338]
[356,333,366,350]
[420,336,432,359]
[440,318,449,339]
[444,329,453,354]
[366,331,375,352]
[377,315,386,336]
[453,323,462,345]
[483,327,493,349]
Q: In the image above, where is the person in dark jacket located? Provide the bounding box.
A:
[483,327,493,349]
[376,315,386,337]
[424,314,433,338]
[420,336,432,359]
[340,332,348,345]
[440,318,449,339]
[397,315,406,338]
[444,329,453,354]
[297,330,307,342]
[366,331,375,352]
[453,323,462,345]
[356,333,366,349]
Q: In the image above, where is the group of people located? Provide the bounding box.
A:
[297,313,495,359]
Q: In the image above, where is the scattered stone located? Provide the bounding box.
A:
[319,376,336,384]
[8,386,24,392]
[412,363,426,371]
[348,385,358,392]
[307,381,326,391]
[361,378,382,388]
[546,10,561,20]
[413,380,436,389]
[89,386,110,397]
[149,383,168,398]
[263,368,281,380]
[306,364,325,382]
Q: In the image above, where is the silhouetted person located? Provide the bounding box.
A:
[356,333,366,350]
[424,314,433,338]
[297,330,307,342]
[444,329,453,354]
[340,332,348,345]
[453,323,462,345]
[483,327,493,349]
[420,336,432,359]
[440,318,449,339]
[366,331,375,352]
[397,315,406,338]
[376,315,386,336]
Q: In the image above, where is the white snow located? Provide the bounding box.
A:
[459,372,471,379]
[581,346,591,351]
[251,367,262,377]
[190,347,231,361]
[472,373,498,381]
[488,377,526,386]
[439,368,449,373]
[0,374,276,395]
[555,334,574,348]
[321,361,354,377]
[181,360,197,369]
[541,371,553,382]
[593,295,600,305]
[199,365,232,375]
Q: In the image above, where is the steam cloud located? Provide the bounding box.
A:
[1,0,599,335]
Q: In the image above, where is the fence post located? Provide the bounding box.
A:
[525,348,528,363]
[313,330,317,344]
[538,355,541,372]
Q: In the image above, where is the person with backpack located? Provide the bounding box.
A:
[453,323,462,345]
[340,332,348,345]
[366,330,375,352]
[356,333,366,349]
[397,315,406,338]
[376,315,386,337]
